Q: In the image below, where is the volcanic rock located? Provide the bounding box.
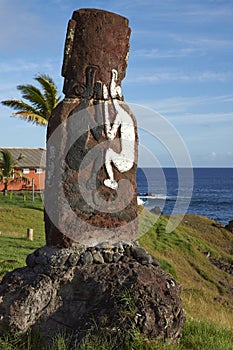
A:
[0,243,185,345]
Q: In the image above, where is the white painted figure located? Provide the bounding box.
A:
[103,69,136,190]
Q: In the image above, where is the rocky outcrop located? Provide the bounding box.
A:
[0,242,185,345]
[209,257,233,275]
[225,220,233,233]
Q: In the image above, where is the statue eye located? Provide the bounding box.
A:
[73,84,86,96]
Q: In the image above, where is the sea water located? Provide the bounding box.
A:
[137,168,233,225]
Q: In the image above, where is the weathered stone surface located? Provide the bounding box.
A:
[62,9,131,97]
[82,251,94,265]
[92,251,105,264]
[0,243,185,344]
[44,9,139,247]
[0,271,54,333]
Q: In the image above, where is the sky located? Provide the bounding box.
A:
[0,0,233,167]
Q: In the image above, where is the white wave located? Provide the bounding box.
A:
[138,194,167,200]
[138,194,191,202]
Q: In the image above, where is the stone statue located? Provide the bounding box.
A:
[0,10,185,344]
[44,8,138,247]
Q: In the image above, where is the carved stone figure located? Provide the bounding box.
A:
[0,9,186,347]
[44,9,138,247]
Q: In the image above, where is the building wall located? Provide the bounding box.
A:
[0,168,45,191]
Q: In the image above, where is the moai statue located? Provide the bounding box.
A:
[44,9,138,247]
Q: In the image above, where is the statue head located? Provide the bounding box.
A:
[61,9,131,98]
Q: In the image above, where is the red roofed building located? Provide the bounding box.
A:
[0,148,46,192]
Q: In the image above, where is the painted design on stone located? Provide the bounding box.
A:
[73,65,102,100]
[103,69,136,190]
[65,65,104,171]
[67,67,136,191]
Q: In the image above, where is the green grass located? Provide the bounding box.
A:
[0,198,232,348]
[179,318,233,350]
[0,318,232,350]
[0,192,45,279]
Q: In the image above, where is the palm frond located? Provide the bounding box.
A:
[35,74,61,112]
[0,150,15,177]
[17,153,25,162]
[13,171,30,184]
[1,73,61,126]
[1,100,42,116]
[17,84,48,115]
[11,112,48,125]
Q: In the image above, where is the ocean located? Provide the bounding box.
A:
[137,168,233,226]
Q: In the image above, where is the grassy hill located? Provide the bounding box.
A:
[0,194,232,349]
[139,208,233,329]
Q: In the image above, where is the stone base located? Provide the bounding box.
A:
[0,242,185,345]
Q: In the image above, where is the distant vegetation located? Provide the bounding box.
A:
[0,195,232,349]
[0,150,27,196]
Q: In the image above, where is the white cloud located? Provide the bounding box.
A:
[181,112,233,125]
[182,38,233,50]
[134,48,204,59]
[127,71,233,84]
[191,151,233,167]
[146,1,233,21]
[0,60,59,74]
[138,109,233,128]
[140,95,233,114]
[0,62,42,73]
[211,151,217,158]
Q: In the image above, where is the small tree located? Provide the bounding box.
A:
[0,150,28,196]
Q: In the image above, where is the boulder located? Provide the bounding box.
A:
[0,243,185,345]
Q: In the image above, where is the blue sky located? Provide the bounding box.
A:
[0,0,233,167]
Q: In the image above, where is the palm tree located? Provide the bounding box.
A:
[0,150,27,196]
[1,74,61,126]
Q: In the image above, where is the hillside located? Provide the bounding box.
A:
[0,196,232,331]
[139,209,233,328]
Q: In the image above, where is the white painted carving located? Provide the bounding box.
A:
[110,69,122,99]
[103,69,136,190]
